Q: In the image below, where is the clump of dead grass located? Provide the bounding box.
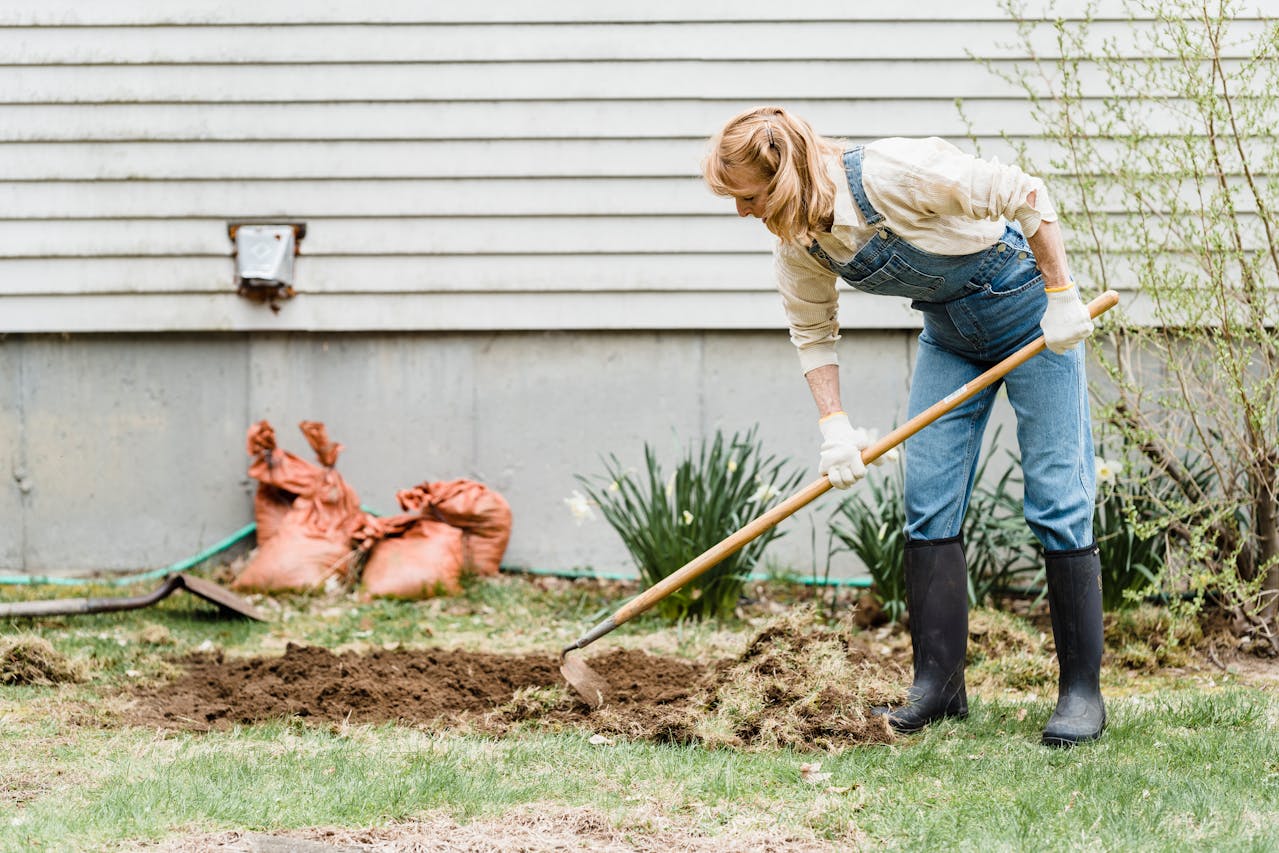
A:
[137,624,175,646]
[966,609,1055,692]
[153,804,842,853]
[967,609,1047,662]
[492,685,572,722]
[0,634,89,686]
[1106,605,1203,670]
[596,606,904,751]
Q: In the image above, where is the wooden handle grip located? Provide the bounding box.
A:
[611,289,1119,627]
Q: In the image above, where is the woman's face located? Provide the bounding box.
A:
[727,171,770,220]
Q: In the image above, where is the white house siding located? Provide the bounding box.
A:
[0,0,1183,333]
[0,0,1265,573]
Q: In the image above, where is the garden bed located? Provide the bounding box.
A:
[124,644,700,732]
[123,609,905,750]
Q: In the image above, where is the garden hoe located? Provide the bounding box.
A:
[0,573,266,621]
[561,290,1121,709]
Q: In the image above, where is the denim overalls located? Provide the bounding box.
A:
[808,147,1095,551]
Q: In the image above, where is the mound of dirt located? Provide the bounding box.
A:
[123,610,909,751]
[0,635,87,686]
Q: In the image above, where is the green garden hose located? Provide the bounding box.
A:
[0,516,873,589]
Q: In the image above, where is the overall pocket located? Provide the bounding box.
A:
[979,238,1042,298]
[849,255,947,299]
[982,255,1043,298]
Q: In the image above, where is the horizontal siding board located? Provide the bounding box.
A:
[0,216,777,257]
[0,99,1207,143]
[0,60,1111,104]
[0,254,780,295]
[0,290,925,333]
[3,60,1262,107]
[0,1,1149,26]
[2,287,1164,335]
[0,178,720,217]
[7,176,1247,221]
[0,138,1107,181]
[6,21,1262,64]
[0,252,1205,298]
[0,139,718,180]
[20,212,1242,260]
[3,286,1162,334]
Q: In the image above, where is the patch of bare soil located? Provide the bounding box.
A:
[123,644,698,732]
[122,611,908,750]
[146,804,849,852]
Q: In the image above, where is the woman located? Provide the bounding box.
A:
[703,106,1104,747]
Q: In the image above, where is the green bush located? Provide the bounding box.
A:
[1092,430,1214,610]
[979,0,1279,648]
[575,426,804,622]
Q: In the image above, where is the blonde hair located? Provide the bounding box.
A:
[702,106,843,245]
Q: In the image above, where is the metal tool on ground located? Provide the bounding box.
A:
[561,290,1121,708]
[0,573,266,621]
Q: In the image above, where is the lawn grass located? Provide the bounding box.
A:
[1,572,1277,852]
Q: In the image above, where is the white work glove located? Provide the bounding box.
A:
[818,412,868,489]
[1040,282,1094,355]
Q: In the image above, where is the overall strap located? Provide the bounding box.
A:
[843,146,885,226]
[807,145,889,267]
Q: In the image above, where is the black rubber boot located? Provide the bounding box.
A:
[1042,544,1107,747]
[876,536,969,733]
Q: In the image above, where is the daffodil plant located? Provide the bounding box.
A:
[574,426,804,621]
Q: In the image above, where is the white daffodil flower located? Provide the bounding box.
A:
[852,425,899,465]
[1094,456,1120,486]
[609,467,637,492]
[682,510,695,525]
[564,490,597,525]
[749,481,780,503]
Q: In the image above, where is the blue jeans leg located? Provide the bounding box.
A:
[904,335,1000,541]
[1004,343,1096,551]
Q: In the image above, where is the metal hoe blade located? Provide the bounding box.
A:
[559,650,610,709]
[173,573,266,621]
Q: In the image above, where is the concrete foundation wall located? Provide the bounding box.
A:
[0,329,1024,578]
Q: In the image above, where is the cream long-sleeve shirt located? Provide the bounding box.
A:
[776,136,1058,374]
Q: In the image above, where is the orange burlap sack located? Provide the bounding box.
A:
[407,479,512,577]
[356,513,465,599]
[245,421,324,545]
[233,422,368,593]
